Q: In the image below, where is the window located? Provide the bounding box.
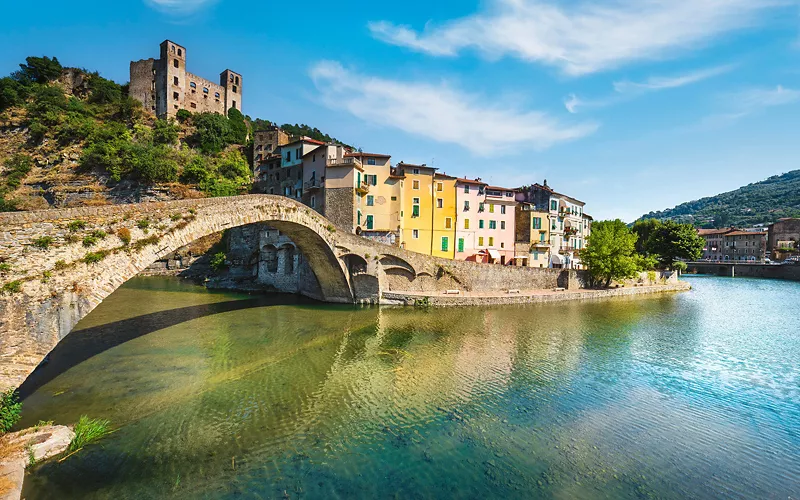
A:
[437,182,443,192]
[437,198,443,209]
[412,180,420,190]
[171,45,176,54]
[235,76,239,85]
[296,148,301,160]
[412,198,420,217]
[501,221,506,230]
[478,237,484,246]
[173,91,179,100]
[173,59,179,68]
[367,195,374,206]
[500,205,506,215]
[177,48,182,57]
[441,237,449,252]
[173,76,179,86]
[232,85,238,93]
[190,102,196,109]
[533,217,542,229]
[489,220,497,230]
[479,220,485,229]
[413,168,420,175]
[464,185,470,193]
[464,200,470,211]
[215,92,220,98]
[310,196,316,208]
[190,81,196,89]
[489,204,495,213]
[458,238,465,253]
[366,215,374,230]
[445,217,452,229]
[501,242,505,248]
[488,237,494,247]
[533,251,539,261]
[367,175,378,185]
[464,219,470,229]
[478,203,485,212]
[357,210,362,225]
[540,232,546,243]
[391,196,397,201]
[203,87,209,94]
[232,100,236,108]
[367,158,376,165]
[412,229,419,239]
[551,200,557,211]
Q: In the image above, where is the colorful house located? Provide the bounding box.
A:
[347,153,403,245]
[432,173,457,259]
[396,162,437,255]
[455,177,488,261]
[514,203,551,268]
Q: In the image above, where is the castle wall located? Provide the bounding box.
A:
[183,71,227,115]
[129,59,157,114]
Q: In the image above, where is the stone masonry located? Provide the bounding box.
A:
[0,195,680,391]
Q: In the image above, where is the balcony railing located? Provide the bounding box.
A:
[304,179,324,190]
[327,157,362,168]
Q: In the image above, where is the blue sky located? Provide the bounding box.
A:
[2,0,799,221]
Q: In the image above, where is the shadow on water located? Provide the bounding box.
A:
[18,293,320,399]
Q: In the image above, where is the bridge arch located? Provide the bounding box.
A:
[0,195,355,389]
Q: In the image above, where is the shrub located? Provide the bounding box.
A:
[0,389,22,434]
[3,153,33,192]
[137,219,150,230]
[41,271,52,283]
[13,56,62,84]
[68,220,87,232]
[0,262,10,273]
[210,252,227,271]
[82,235,98,247]
[54,260,68,270]
[170,213,182,221]
[132,235,160,250]
[175,109,192,123]
[82,251,107,264]
[33,236,53,249]
[117,227,131,245]
[152,119,179,145]
[90,229,106,239]
[87,74,122,104]
[672,261,688,273]
[189,112,236,154]
[1,281,22,294]
[0,77,27,111]
[68,415,111,452]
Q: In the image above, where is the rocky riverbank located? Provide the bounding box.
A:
[0,425,74,500]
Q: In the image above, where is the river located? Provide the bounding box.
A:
[17,276,800,499]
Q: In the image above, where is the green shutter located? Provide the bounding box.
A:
[412,205,420,217]
[458,238,464,252]
[441,237,448,252]
[366,215,374,229]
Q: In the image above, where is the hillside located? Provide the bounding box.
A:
[639,170,800,227]
[0,56,348,212]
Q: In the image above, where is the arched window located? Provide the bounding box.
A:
[177,48,182,57]
[203,87,209,93]
[173,59,179,68]
[171,45,176,53]
[190,82,196,88]
[215,92,220,98]
[235,76,239,85]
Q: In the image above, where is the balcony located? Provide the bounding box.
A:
[356,181,370,196]
[327,157,362,168]
[304,179,324,191]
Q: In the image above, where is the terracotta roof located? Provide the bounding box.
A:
[434,173,457,180]
[726,230,767,237]
[397,162,437,170]
[697,228,735,236]
[486,185,514,192]
[344,152,391,158]
[455,177,487,185]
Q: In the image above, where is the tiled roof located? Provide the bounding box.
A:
[345,152,391,158]
[455,177,487,185]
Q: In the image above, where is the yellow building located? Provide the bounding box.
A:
[348,153,403,245]
[514,203,551,268]
[432,173,457,259]
[396,162,436,255]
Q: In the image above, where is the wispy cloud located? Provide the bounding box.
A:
[143,0,216,16]
[565,64,735,113]
[309,61,597,154]
[369,0,787,76]
[691,85,800,130]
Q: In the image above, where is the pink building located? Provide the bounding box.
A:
[455,179,517,265]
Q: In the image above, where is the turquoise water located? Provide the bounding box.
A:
[18,276,800,499]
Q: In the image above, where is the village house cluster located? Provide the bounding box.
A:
[252,132,592,268]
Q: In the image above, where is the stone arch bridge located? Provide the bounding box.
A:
[0,195,570,390]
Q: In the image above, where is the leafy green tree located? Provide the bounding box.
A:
[190,112,234,154]
[582,219,641,287]
[0,77,27,110]
[88,74,122,104]
[152,118,179,145]
[13,56,62,84]
[227,108,248,144]
[175,109,192,123]
[631,219,661,255]
[646,220,704,269]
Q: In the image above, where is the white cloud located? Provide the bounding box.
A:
[565,65,735,113]
[613,65,736,94]
[143,0,216,16]
[733,84,800,109]
[369,0,788,76]
[309,61,597,154]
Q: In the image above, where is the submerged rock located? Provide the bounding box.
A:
[0,425,74,500]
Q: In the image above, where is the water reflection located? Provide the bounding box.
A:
[19,276,800,499]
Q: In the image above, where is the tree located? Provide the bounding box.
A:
[227,108,248,144]
[13,56,62,84]
[152,118,179,145]
[190,112,234,154]
[646,220,704,269]
[88,74,122,104]
[631,219,661,256]
[582,219,640,287]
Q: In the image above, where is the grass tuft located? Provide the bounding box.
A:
[68,415,111,452]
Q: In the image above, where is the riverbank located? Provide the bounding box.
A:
[0,426,73,500]
[383,281,691,306]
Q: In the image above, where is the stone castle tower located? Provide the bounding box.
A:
[130,40,242,119]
